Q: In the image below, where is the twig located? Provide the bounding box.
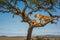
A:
[0,10,10,13]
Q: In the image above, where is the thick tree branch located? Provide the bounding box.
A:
[21,0,29,22]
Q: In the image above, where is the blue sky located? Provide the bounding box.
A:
[0,1,60,36]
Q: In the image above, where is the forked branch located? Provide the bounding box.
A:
[22,0,28,12]
[28,8,40,15]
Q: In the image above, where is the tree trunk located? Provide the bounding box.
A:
[27,26,34,40]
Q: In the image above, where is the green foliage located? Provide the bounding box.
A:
[0,0,22,7]
[0,0,6,7]
[27,0,58,10]
[27,0,39,4]
[27,0,57,4]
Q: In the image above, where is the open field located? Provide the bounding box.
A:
[0,37,60,40]
[0,37,26,40]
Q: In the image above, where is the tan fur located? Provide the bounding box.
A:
[29,20,37,25]
[34,14,53,23]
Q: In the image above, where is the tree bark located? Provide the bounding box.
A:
[27,26,34,40]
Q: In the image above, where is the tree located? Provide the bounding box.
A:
[0,0,60,40]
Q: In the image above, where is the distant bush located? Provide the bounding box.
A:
[35,36,44,40]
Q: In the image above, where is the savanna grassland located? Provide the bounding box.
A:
[0,37,26,40]
[0,37,60,40]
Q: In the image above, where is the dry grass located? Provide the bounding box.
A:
[0,37,26,40]
[0,37,60,40]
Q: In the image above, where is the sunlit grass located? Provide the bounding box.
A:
[0,37,60,40]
